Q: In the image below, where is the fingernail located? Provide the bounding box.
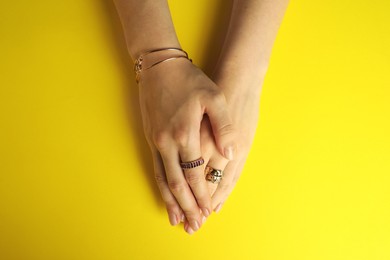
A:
[202,207,210,217]
[180,213,185,222]
[186,226,194,235]
[224,146,234,160]
[191,220,200,231]
[202,216,207,224]
[184,222,194,235]
[214,203,223,213]
[168,212,178,226]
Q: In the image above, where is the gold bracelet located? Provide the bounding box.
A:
[134,48,192,83]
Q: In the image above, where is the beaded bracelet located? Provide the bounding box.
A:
[134,47,192,83]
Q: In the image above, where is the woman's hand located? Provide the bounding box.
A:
[200,73,263,214]
[182,76,261,233]
[138,58,236,234]
[194,0,288,216]
[113,0,287,234]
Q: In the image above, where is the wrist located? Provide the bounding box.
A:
[215,56,268,78]
[212,59,268,97]
[138,57,195,86]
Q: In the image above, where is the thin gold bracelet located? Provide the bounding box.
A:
[134,48,192,83]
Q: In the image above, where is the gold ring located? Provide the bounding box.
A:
[204,166,223,184]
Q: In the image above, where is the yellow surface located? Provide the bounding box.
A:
[1,0,390,259]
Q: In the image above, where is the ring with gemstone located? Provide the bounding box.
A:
[204,166,223,184]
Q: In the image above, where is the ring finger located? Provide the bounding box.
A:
[179,137,212,218]
[160,147,203,232]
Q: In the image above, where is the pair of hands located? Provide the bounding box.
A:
[138,57,260,234]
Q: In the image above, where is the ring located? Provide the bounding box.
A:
[204,166,223,184]
[180,157,205,170]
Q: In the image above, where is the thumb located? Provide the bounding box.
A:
[205,93,237,160]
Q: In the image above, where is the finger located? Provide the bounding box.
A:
[203,92,237,161]
[184,213,207,235]
[159,147,203,232]
[200,116,223,197]
[184,220,194,235]
[178,134,212,218]
[151,150,183,226]
[211,159,245,213]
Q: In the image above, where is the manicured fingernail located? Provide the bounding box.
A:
[184,222,194,235]
[202,216,207,224]
[168,212,178,226]
[186,226,194,235]
[202,208,210,217]
[224,146,234,160]
[214,203,223,213]
[191,220,200,231]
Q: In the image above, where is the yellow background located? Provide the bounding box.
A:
[1,0,389,259]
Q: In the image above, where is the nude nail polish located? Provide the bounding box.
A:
[214,203,223,213]
[169,212,178,226]
[186,226,194,235]
[191,220,200,231]
[202,207,210,217]
[224,146,234,160]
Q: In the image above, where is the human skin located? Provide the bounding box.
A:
[182,0,289,233]
[113,0,237,234]
[113,0,289,234]
[207,0,290,210]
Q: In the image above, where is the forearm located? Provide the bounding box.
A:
[215,0,289,88]
[113,0,180,59]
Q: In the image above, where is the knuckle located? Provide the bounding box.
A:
[185,170,202,186]
[152,130,170,150]
[168,179,186,194]
[210,89,225,104]
[173,128,190,148]
[154,173,167,184]
[199,87,221,104]
[218,123,235,137]
[165,201,179,212]
[182,209,198,219]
